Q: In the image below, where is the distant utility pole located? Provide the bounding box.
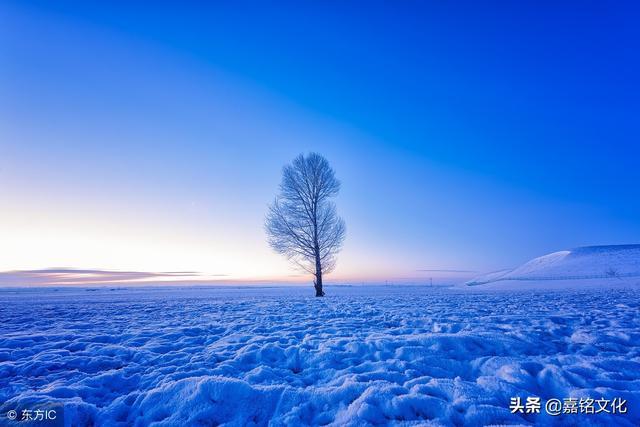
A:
[430,278,433,287]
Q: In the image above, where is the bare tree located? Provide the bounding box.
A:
[265,153,346,297]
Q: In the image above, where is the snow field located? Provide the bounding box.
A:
[0,285,639,426]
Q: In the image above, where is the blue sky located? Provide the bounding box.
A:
[1,1,639,284]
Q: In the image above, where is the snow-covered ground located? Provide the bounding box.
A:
[1,285,639,426]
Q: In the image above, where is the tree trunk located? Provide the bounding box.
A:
[314,273,324,297]
[313,236,324,296]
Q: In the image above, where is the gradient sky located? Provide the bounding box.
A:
[2,1,639,284]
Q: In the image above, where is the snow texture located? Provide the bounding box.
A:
[1,285,639,426]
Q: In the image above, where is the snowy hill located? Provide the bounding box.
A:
[467,244,640,287]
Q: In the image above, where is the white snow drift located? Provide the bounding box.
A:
[467,244,640,287]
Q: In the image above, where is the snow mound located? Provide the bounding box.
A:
[467,244,640,287]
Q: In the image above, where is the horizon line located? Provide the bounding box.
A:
[0,267,474,287]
